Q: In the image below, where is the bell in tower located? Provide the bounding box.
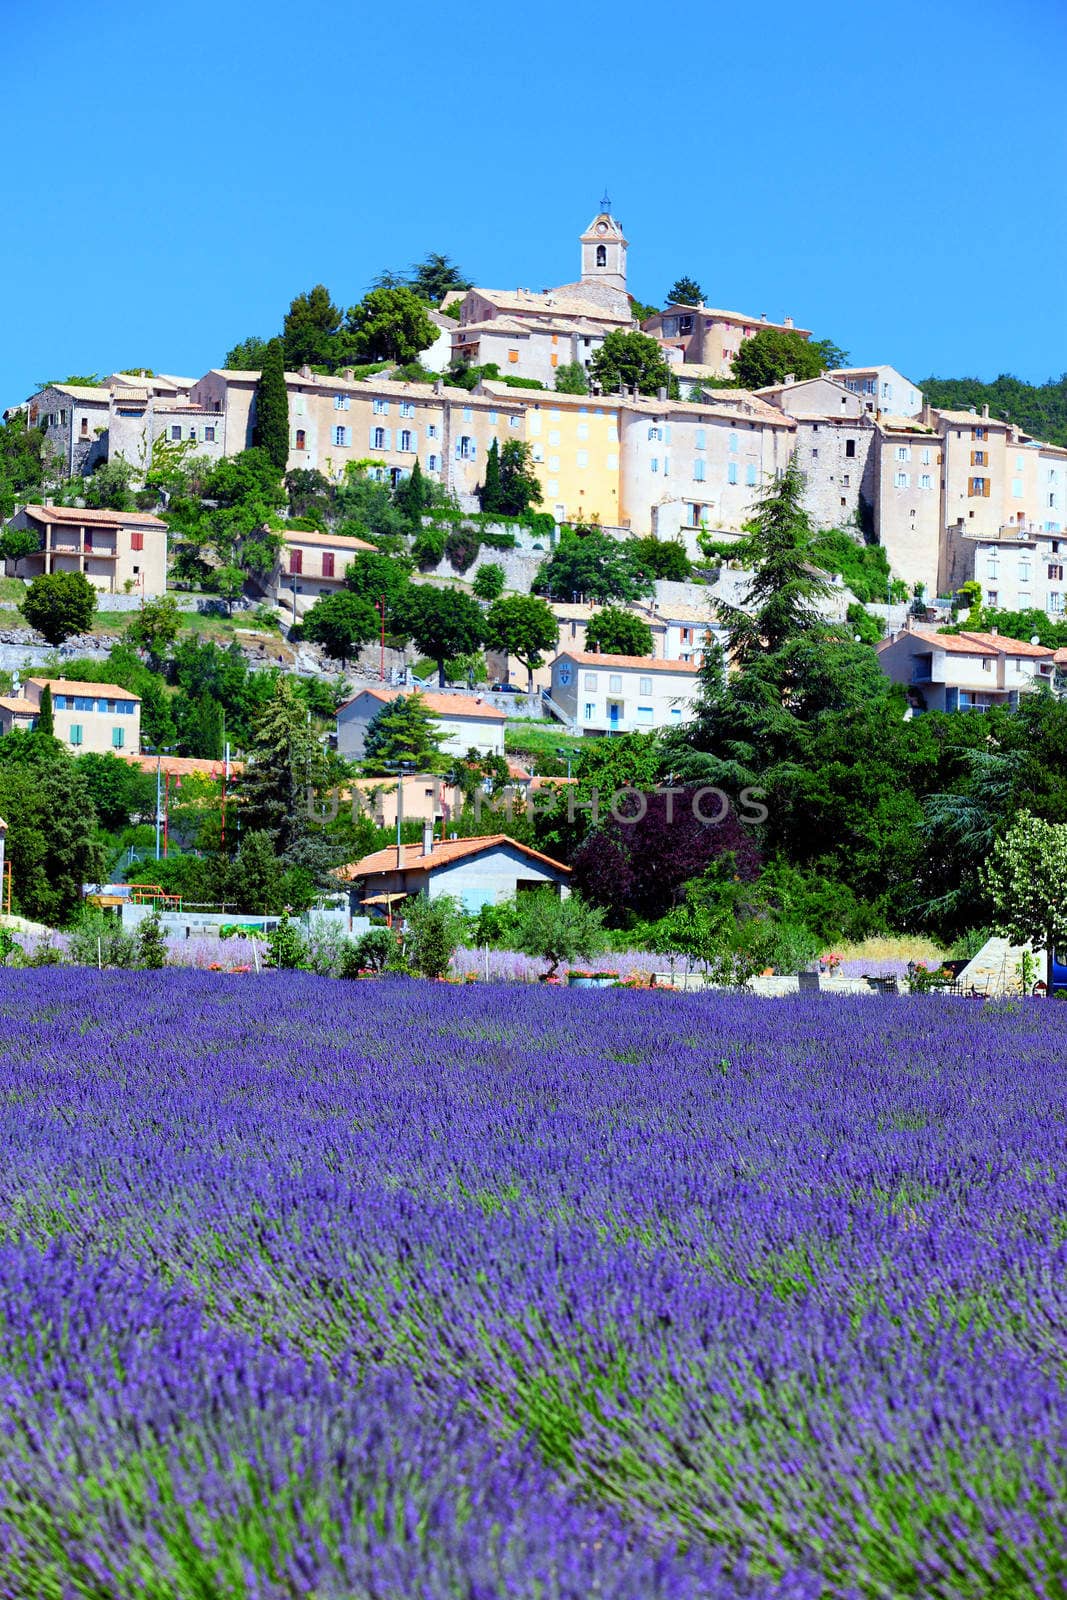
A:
[579,197,628,294]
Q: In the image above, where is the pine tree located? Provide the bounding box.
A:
[238,678,330,856]
[479,438,502,515]
[252,338,290,473]
[362,691,445,772]
[36,684,54,737]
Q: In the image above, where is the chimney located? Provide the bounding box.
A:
[300,364,312,379]
[783,373,795,387]
[422,821,434,857]
[784,316,794,329]
[990,625,998,636]
[760,313,768,322]
[434,378,444,395]
[968,405,977,415]
[343,367,354,382]
[981,404,990,419]
[657,386,667,401]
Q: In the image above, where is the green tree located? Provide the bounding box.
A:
[479,438,503,515]
[0,734,104,924]
[77,750,154,831]
[347,287,437,364]
[83,458,134,510]
[344,550,413,631]
[209,564,246,614]
[400,586,484,687]
[283,284,345,370]
[126,595,182,663]
[301,592,379,666]
[136,908,167,969]
[0,411,48,519]
[554,361,589,395]
[513,890,606,978]
[484,593,559,691]
[173,693,225,760]
[584,606,654,657]
[472,562,505,602]
[252,337,290,472]
[731,327,833,389]
[0,525,41,574]
[535,527,653,604]
[407,253,471,305]
[497,440,543,516]
[980,809,1067,995]
[715,456,832,666]
[225,335,270,370]
[403,892,465,979]
[627,534,691,581]
[589,330,673,396]
[393,459,431,526]
[36,684,54,737]
[20,570,97,644]
[667,275,704,306]
[239,677,330,858]
[362,690,445,772]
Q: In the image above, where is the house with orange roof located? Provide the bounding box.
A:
[335,828,570,915]
[4,503,168,596]
[548,649,701,735]
[0,677,140,753]
[876,623,1054,713]
[337,686,507,762]
[269,526,378,621]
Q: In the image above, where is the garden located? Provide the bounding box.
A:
[0,968,1062,1597]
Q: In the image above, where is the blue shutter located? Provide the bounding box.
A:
[665,424,672,444]
[468,440,476,459]
[383,428,392,449]
[455,440,461,459]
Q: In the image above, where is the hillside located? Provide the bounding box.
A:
[920,371,1067,447]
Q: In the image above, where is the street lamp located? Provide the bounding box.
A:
[555,745,573,781]
[143,743,177,861]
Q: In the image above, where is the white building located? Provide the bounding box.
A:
[336,829,571,915]
[548,649,700,735]
[876,624,1054,713]
[337,688,507,761]
[829,366,923,418]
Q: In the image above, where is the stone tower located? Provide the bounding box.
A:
[579,195,628,294]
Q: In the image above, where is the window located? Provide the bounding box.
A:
[463,407,473,422]
[427,423,438,439]
[810,448,819,460]
[373,399,388,415]
[692,460,705,482]
[1012,478,1023,498]
[171,425,181,440]
[576,450,589,469]
[728,431,738,453]
[508,350,519,364]
[373,427,386,449]
[639,676,652,695]
[987,591,999,605]
[845,439,856,458]
[289,549,303,575]
[584,672,598,690]
[920,474,932,490]
[84,531,93,551]
[295,429,306,449]
[1051,592,1064,613]
[130,531,144,552]
[400,401,415,419]
[895,472,909,488]
[728,462,738,484]
[842,474,851,487]
[427,454,438,472]
[69,723,83,747]
[1049,564,1064,581]
[982,658,992,672]
[695,429,706,450]
[1018,561,1031,582]
[458,436,474,460]
[650,457,659,473]
[637,706,654,724]
[896,446,911,462]
[974,426,987,440]
[584,702,595,720]
[400,429,413,452]
[882,381,892,399]
[334,425,349,447]
[745,464,757,486]
[80,417,89,437]
[986,559,999,579]
[970,476,988,497]
[334,394,350,410]
[488,411,498,424]
[596,244,606,266]
[112,726,124,749]
[509,416,521,428]
[322,552,335,578]
[608,674,622,692]
[204,426,216,442]
[53,696,67,710]
[648,426,662,441]
[972,450,986,466]
[921,448,931,466]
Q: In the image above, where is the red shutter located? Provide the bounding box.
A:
[322,552,335,578]
[289,549,302,575]
[130,531,144,551]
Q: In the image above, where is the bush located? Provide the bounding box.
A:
[69,912,136,969]
[0,928,20,965]
[512,891,606,978]
[135,909,167,969]
[444,527,481,573]
[265,911,307,970]
[338,926,396,977]
[404,894,465,979]
[412,526,447,568]
[302,916,347,977]
[25,935,65,967]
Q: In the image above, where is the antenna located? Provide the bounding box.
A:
[600,188,611,212]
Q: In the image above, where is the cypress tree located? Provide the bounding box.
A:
[252,337,290,473]
[37,684,54,737]
[479,438,502,515]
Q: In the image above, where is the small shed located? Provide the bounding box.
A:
[335,828,570,915]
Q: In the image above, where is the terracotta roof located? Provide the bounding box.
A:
[340,687,507,719]
[649,306,812,335]
[885,628,1051,660]
[120,753,244,778]
[28,677,140,700]
[554,650,700,673]
[957,631,1053,658]
[936,410,1010,429]
[335,832,570,882]
[282,529,377,550]
[0,696,35,714]
[21,504,167,528]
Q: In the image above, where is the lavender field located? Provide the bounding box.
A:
[0,973,1064,1599]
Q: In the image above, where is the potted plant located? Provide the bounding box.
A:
[566,968,619,988]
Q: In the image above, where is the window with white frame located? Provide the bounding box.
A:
[921,447,931,465]
[400,401,415,419]
[693,460,705,482]
[334,425,349,447]
[920,474,932,490]
[373,399,388,415]
[1051,592,1064,612]
[334,394,350,410]
[896,446,910,462]
[427,423,438,439]
[895,471,909,489]
[427,454,438,471]
[639,676,652,695]
[400,429,413,452]
[608,674,622,693]
[584,673,598,690]
[373,427,385,449]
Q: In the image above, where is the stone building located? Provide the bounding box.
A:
[3,503,168,596]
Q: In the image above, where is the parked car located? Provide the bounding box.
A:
[490,682,519,694]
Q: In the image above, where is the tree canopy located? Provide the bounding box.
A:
[483,594,558,689]
[584,606,654,657]
[480,439,542,517]
[363,691,445,772]
[400,586,484,686]
[19,570,97,644]
[667,276,704,306]
[301,592,379,666]
[589,330,673,397]
[282,285,346,370]
[535,527,654,604]
[347,287,437,365]
[730,328,848,389]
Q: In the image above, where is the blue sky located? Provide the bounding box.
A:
[2,0,1065,403]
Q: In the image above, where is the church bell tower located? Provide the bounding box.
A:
[579,194,628,294]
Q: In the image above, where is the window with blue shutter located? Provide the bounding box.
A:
[693,460,705,482]
[112,726,124,749]
[695,429,706,450]
[745,465,757,485]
